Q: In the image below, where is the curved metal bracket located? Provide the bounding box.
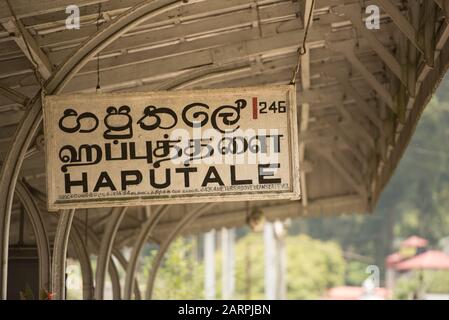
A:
[14,181,51,298]
[70,225,94,300]
[145,203,214,299]
[72,217,140,300]
[95,206,127,300]
[123,205,169,299]
[51,209,75,300]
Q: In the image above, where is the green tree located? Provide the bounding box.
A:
[143,237,204,299]
[215,232,345,299]
[286,234,345,299]
[345,261,371,287]
[394,270,449,299]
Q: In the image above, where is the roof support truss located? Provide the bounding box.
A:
[0,85,29,105]
[320,72,383,132]
[313,148,367,199]
[373,0,424,55]
[435,0,449,19]
[334,3,405,86]
[1,18,52,80]
[298,0,316,209]
[327,39,396,114]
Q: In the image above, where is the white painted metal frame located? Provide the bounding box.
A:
[145,203,214,299]
[14,181,51,298]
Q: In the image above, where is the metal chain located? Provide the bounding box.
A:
[96,3,102,91]
[290,0,315,85]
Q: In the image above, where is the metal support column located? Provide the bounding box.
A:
[204,229,216,300]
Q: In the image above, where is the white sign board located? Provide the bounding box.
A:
[43,85,300,211]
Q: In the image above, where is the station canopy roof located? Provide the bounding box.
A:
[1,0,449,247]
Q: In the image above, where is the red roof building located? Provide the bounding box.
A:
[401,236,429,248]
[394,250,449,271]
[386,252,403,268]
[323,286,390,300]
[385,236,430,269]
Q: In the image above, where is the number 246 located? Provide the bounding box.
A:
[259,101,286,114]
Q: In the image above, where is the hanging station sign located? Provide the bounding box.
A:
[43,85,300,211]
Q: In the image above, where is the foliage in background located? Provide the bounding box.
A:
[143,237,204,299]
[214,233,345,299]
[285,234,345,299]
[345,261,371,287]
[426,270,449,294]
[393,270,449,299]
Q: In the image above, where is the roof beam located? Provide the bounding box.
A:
[423,0,437,68]
[62,29,306,92]
[47,21,301,68]
[336,101,375,149]
[327,39,395,114]
[333,3,404,85]
[1,19,52,80]
[298,0,316,209]
[373,0,425,55]
[0,0,107,21]
[435,0,449,19]
[313,148,367,199]
[407,0,419,98]
[38,0,296,49]
[323,120,368,171]
[319,72,383,131]
[0,85,29,105]
[0,41,386,94]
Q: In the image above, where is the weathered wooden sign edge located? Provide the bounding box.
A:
[43,85,300,211]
